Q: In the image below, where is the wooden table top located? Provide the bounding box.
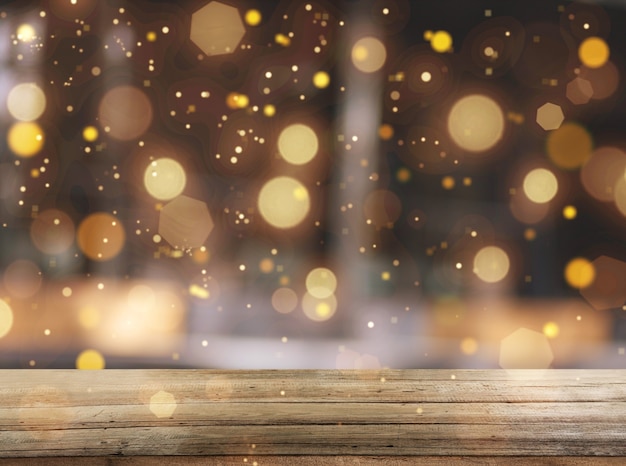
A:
[0,370,624,464]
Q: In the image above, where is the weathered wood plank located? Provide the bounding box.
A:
[1,457,626,465]
[1,402,624,428]
[3,424,625,456]
[0,370,624,458]
[2,370,624,403]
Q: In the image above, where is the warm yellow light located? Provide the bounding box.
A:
[263,104,276,117]
[524,228,537,241]
[429,30,453,53]
[564,257,595,289]
[146,31,157,42]
[441,176,455,189]
[143,158,186,201]
[192,248,210,264]
[460,337,478,355]
[77,212,126,261]
[16,23,36,42]
[82,125,99,142]
[302,292,337,322]
[278,124,318,165]
[447,94,504,153]
[145,290,185,333]
[258,177,310,229]
[542,322,560,339]
[128,285,156,312]
[244,9,262,26]
[563,205,577,219]
[578,36,609,69]
[226,92,249,109]
[258,258,274,273]
[312,71,330,88]
[78,307,101,329]
[189,284,210,299]
[351,37,386,73]
[0,300,14,339]
[7,83,46,121]
[306,267,337,299]
[378,124,394,140]
[7,122,44,157]
[546,122,592,170]
[523,168,558,204]
[275,33,291,46]
[76,349,105,370]
[499,328,554,369]
[473,246,510,283]
[396,167,411,183]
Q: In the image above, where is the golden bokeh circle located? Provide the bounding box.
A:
[305,267,338,299]
[430,30,453,53]
[523,168,558,204]
[302,292,337,322]
[578,36,610,68]
[76,349,105,370]
[77,213,125,261]
[546,122,592,170]
[7,122,44,157]
[447,94,504,153]
[143,158,187,201]
[244,9,262,26]
[564,257,595,289]
[351,37,387,73]
[312,71,330,89]
[278,124,318,165]
[7,82,46,121]
[258,177,310,229]
[473,246,510,283]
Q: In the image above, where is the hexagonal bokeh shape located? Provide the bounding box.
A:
[159,195,213,249]
[566,77,593,105]
[499,328,553,369]
[190,1,245,56]
[536,102,564,131]
[149,391,177,418]
[580,255,626,310]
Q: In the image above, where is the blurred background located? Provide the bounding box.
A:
[0,0,625,369]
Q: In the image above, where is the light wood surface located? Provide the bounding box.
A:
[0,370,624,461]
[1,457,626,465]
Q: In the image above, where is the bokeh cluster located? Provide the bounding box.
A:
[0,0,625,369]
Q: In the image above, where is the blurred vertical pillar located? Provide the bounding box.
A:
[331,2,385,332]
[0,11,46,265]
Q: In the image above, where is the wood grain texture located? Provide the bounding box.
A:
[1,457,626,465]
[0,370,624,459]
